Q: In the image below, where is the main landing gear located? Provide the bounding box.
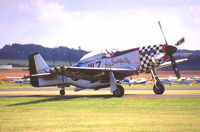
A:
[109,71,125,97]
[151,69,165,95]
[113,85,124,97]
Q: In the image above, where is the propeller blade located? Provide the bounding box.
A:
[69,54,72,66]
[170,56,181,81]
[175,37,185,46]
[158,21,168,45]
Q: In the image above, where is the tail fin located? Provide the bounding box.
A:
[29,53,50,86]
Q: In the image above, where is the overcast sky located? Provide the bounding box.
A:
[0,0,200,51]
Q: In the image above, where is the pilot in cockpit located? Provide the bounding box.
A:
[104,49,120,58]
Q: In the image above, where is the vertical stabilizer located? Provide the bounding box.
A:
[28,53,49,87]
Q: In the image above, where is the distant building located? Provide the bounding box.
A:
[0,65,12,70]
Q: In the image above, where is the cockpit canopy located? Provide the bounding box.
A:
[79,49,119,64]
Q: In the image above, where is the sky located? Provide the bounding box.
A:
[0,0,200,51]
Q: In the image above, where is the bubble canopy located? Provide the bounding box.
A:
[79,49,118,64]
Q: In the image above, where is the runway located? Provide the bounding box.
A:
[0,87,200,98]
[1,87,200,91]
[0,94,200,98]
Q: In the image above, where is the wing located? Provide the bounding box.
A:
[49,66,138,81]
[157,58,188,69]
[30,66,138,82]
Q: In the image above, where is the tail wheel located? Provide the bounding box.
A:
[113,85,124,97]
[153,82,165,95]
[60,90,65,95]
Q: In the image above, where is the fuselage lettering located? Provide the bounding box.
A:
[88,60,101,68]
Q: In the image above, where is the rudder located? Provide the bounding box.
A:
[28,53,49,87]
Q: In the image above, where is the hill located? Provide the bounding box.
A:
[160,49,200,70]
[174,50,200,70]
[0,43,88,66]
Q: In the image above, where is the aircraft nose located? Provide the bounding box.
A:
[165,45,177,56]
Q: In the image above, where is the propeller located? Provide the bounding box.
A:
[69,54,72,66]
[158,21,185,81]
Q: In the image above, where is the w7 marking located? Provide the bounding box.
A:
[88,61,101,68]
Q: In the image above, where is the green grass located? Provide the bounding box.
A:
[0,97,200,132]
[0,84,200,131]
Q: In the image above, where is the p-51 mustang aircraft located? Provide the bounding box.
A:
[27,21,187,97]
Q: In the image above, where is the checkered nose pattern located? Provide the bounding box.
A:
[139,44,163,72]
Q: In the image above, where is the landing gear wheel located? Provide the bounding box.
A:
[153,82,165,95]
[113,85,124,97]
[60,90,65,95]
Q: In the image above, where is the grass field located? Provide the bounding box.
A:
[0,97,200,132]
[1,84,200,132]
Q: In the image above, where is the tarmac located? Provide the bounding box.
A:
[0,87,200,91]
[0,87,200,98]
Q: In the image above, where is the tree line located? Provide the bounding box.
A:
[0,43,88,62]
